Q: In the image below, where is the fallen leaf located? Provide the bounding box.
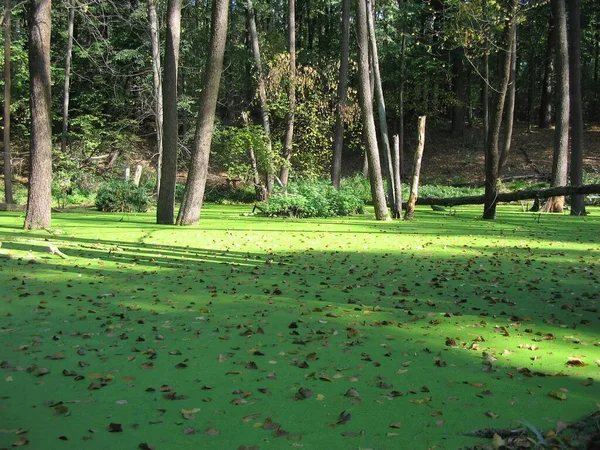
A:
[108,423,123,432]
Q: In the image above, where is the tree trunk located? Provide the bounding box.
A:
[412,184,600,208]
[539,12,555,129]
[366,0,395,212]
[483,0,518,220]
[391,134,402,219]
[568,0,586,216]
[176,0,229,225]
[60,0,74,154]
[156,0,182,224]
[451,49,466,138]
[499,31,516,174]
[24,0,53,230]
[3,0,13,204]
[148,0,164,194]
[398,33,405,178]
[482,0,489,149]
[355,0,387,220]
[279,0,296,186]
[331,0,349,189]
[404,116,426,220]
[542,0,569,213]
[246,0,274,193]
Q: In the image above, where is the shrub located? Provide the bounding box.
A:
[95,179,151,212]
[259,179,365,218]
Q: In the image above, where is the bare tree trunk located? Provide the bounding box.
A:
[60,0,74,154]
[482,0,489,149]
[483,0,518,220]
[568,0,586,216]
[355,0,387,220]
[391,134,402,219]
[331,0,349,189]
[24,0,53,230]
[176,0,229,225]
[242,113,268,201]
[246,0,274,193]
[398,32,405,178]
[404,116,426,220]
[542,0,569,213]
[499,30,516,174]
[279,0,296,186]
[539,12,555,129]
[366,0,395,210]
[3,0,13,204]
[148,0,164,194]
[156,0,182,224]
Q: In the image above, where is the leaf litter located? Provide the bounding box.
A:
[0,205,598,449]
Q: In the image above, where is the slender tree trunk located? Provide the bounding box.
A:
[568,0,586,216]
[279,0,296,186]
[24,0,53,230]
[499,31,516,174]
[156,0,182,224]
[399,32,405,177]
[60,0,74,154]
[246,0,274,193]
[148,0,164,194]
[451,50,466,138]
[542,0,569,213]
[355,0,387,220]
[482,0,489,149]
[331,0,349,189]
[3,0,13,204]
[539,12,555,129]
[404,116,426,220]
[483,0,518,220]
[391,134,402,219]
[594,24,599,120]
[176,0,229,225]
[366,0,395,212]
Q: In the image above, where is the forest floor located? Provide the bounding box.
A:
[0,205,599,449]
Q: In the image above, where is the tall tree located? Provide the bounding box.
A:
[148,0,164,194]
[483,0,518,220]
[246,0,274,193]
[568,0,586,216]
[176,0,229,225]
[156,0,182,224]
[24,0,52,230]
[60,0,75,154]
[331,0,350,189]
[366,0,396,216]
[499,30,516,174]
[3,0,14,204]
[279,0,296,186]
[355,0,388,220]
[542,0,569,213]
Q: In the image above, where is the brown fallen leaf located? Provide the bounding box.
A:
[205,427,219,436]
[12,436,29,447]
[485,411,499,419]
[138,443,156,450]
[389,422,401,428]
[242,414,261,423]
[337,411,351,425]
[108,423,123,433]
[295,387,312,400]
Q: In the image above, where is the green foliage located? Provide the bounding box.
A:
[204,184,257,204]
[95,179,151,213]
[259,179,365,218]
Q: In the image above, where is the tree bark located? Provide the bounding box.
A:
[355,0,387,220]
[60,0,74,154]
[246,0,274,193]
[331,0,349,189]
[411,184,600,208]
[499,31,516,174]
[148,0,164,194]
[404,115,426,220]
[483,0,518,220]
[391,134,402,219]
[156,0,182,224]
[482,0,489,149]
[3,0,13,204]
[539,12,555,129]
[24,0,53,230]
[366,0,395,213]
[176,0,229,225]
[398,33,405,178]
[542,0,569,213]
[568,0,586,216]
[279,0,296,186]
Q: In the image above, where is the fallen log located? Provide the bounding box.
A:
[407,184,600,208]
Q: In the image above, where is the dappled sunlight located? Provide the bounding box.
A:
[0,206,599,449]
